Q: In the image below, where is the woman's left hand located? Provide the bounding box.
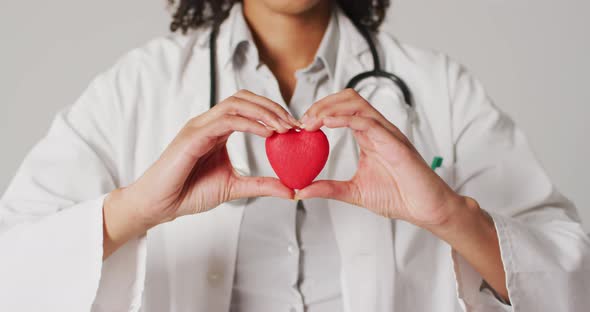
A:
[298,89,508,300]
[297,89,471,228]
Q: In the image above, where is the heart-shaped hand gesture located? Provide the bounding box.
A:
[296,89,469,228]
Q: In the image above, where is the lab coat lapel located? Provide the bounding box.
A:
[327,11,396,312]
[149,29,249,309]
[189,20,252,312]
[215,18,252,302]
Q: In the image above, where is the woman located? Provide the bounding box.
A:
[1,0,588,311]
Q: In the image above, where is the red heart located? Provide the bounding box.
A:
[265,129,329,190]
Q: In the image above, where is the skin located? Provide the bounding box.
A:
[104,0,510,303]
[243,0,331,102]
[298,90,509,301]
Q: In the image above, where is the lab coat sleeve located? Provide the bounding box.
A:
[0,58,147,311]
[445,58,590,311]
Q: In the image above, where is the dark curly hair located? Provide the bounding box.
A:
[168,0,390,33]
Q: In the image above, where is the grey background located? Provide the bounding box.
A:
[1,0,588,230]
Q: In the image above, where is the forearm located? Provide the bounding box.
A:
[102,188,151,259]
[428,197,509,302]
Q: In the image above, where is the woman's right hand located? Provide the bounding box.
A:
[102,90,298,258]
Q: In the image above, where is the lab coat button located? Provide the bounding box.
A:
[208,272,221,282]
[287,245,296,254]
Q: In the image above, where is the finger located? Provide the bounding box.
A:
[233,89,301,127]
[302,89,387,132]
[302,89,357,120]
[213,96,292,133]
[207,115,275,138]
[300,89,365,128]
[296,180,359,205]
[166,115,274,186]
[324,115,407,141]
[227,96,294,132]
[230,176,295,200]
[300,89,355,130]
[177,115,273,162]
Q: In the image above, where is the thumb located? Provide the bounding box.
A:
[296,180,359,205]
[230,176,295,200]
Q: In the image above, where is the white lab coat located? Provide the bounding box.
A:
[1,6,589,312]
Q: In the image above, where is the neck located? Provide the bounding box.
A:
[242,1,332,72]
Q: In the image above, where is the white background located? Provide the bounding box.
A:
[1,0,588,230]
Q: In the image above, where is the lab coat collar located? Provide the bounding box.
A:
[226,4,257,69]
[313,7,340,83]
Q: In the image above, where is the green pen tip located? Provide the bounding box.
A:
[430,156,444,170]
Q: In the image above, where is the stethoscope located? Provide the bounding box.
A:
[208,21,413,109]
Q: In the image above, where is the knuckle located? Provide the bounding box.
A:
[235,89,250,96]
[186,115,209,130]
[186,116,200,126]
[306,106,319,117]
[222,97,241,112]
[344,88,358,97]
[221,115,235,126]
[226,106,238,115]
[223,95,239,106]
[226,95,238,104]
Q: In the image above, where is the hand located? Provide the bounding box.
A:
[297,89,468,228]
[104,90,298,256]
[297,89,509,300]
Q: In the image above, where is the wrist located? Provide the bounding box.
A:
[426,196,496,245]
[103,188,152,248]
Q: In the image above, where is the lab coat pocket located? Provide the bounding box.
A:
[435,165,456,191]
